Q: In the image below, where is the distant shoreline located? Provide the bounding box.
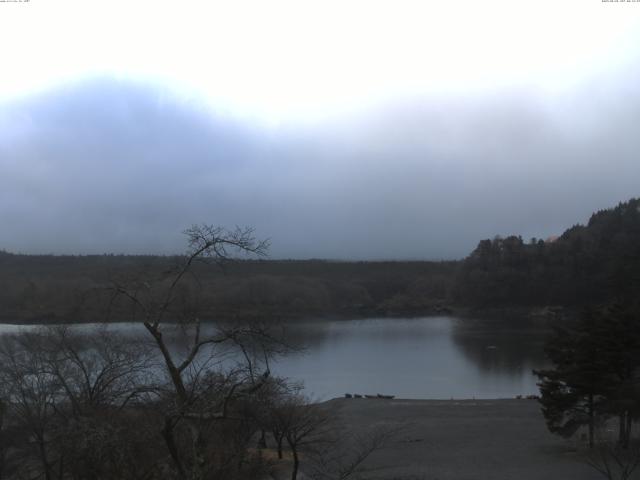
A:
[0,304,566,327]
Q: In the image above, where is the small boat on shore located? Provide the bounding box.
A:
[345,393,395,399]
[360,394,395,399]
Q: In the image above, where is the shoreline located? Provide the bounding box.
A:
[0,304,562,326]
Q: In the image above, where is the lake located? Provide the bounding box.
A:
[0,316,549,400]
[275,316,549,399]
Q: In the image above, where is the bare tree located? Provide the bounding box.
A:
[307,425,402,480]
[264,392,401,480]
[0,327,161,480]
[585,441,640,480]
[0,397,7,479]
[39,325,155,415]
[0,225,297,480]
[259,377,299,459]
[110,226,269,404]
[0,332,61,480]
[109,225,287,479]
[266,393,332,480]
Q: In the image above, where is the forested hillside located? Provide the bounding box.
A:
[454,198,640,308]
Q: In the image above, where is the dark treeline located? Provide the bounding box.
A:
[454,198,640,310]
[0,253,456,324]
[1,197,639,324]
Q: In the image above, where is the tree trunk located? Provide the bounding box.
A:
[57,454,65,480]
[37,437,51,480]
[162,416,186,479]
[290,447,299,480]
[190,424,207,480]
[588,393,594,449]
[619,413,627,448]
[257,429,267,449]
[277,436,284,460]
[619,411,632,449]
[144,324,188,403]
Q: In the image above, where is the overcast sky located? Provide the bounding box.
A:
[1,1,639,259]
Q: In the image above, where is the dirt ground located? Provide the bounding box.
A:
[298,398,604,480]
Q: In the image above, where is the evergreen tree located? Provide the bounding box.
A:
[535,304,640,448]
[534,311,610,447]
[594,304,640,448]
[455,197,640,308]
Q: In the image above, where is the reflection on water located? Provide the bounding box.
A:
[0,317,550,400]
[451,319,549,375]
[276,316,549,400]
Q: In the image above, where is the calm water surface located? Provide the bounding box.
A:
[275,316,548,399]
[0,316,549,400]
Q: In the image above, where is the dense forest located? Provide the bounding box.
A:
[1,197,638,324]
[0,252,456,324]
[454,198,640,310]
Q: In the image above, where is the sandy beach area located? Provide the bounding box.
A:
[290,398,604,480]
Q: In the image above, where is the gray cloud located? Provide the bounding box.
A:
[0,74,639,259]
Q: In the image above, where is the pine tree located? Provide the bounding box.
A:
[534,311,610,447]
[535,304,640,448]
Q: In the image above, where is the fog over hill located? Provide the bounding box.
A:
[1,75,639,259]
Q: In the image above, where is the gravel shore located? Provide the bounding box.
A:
[319,397,602,480]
